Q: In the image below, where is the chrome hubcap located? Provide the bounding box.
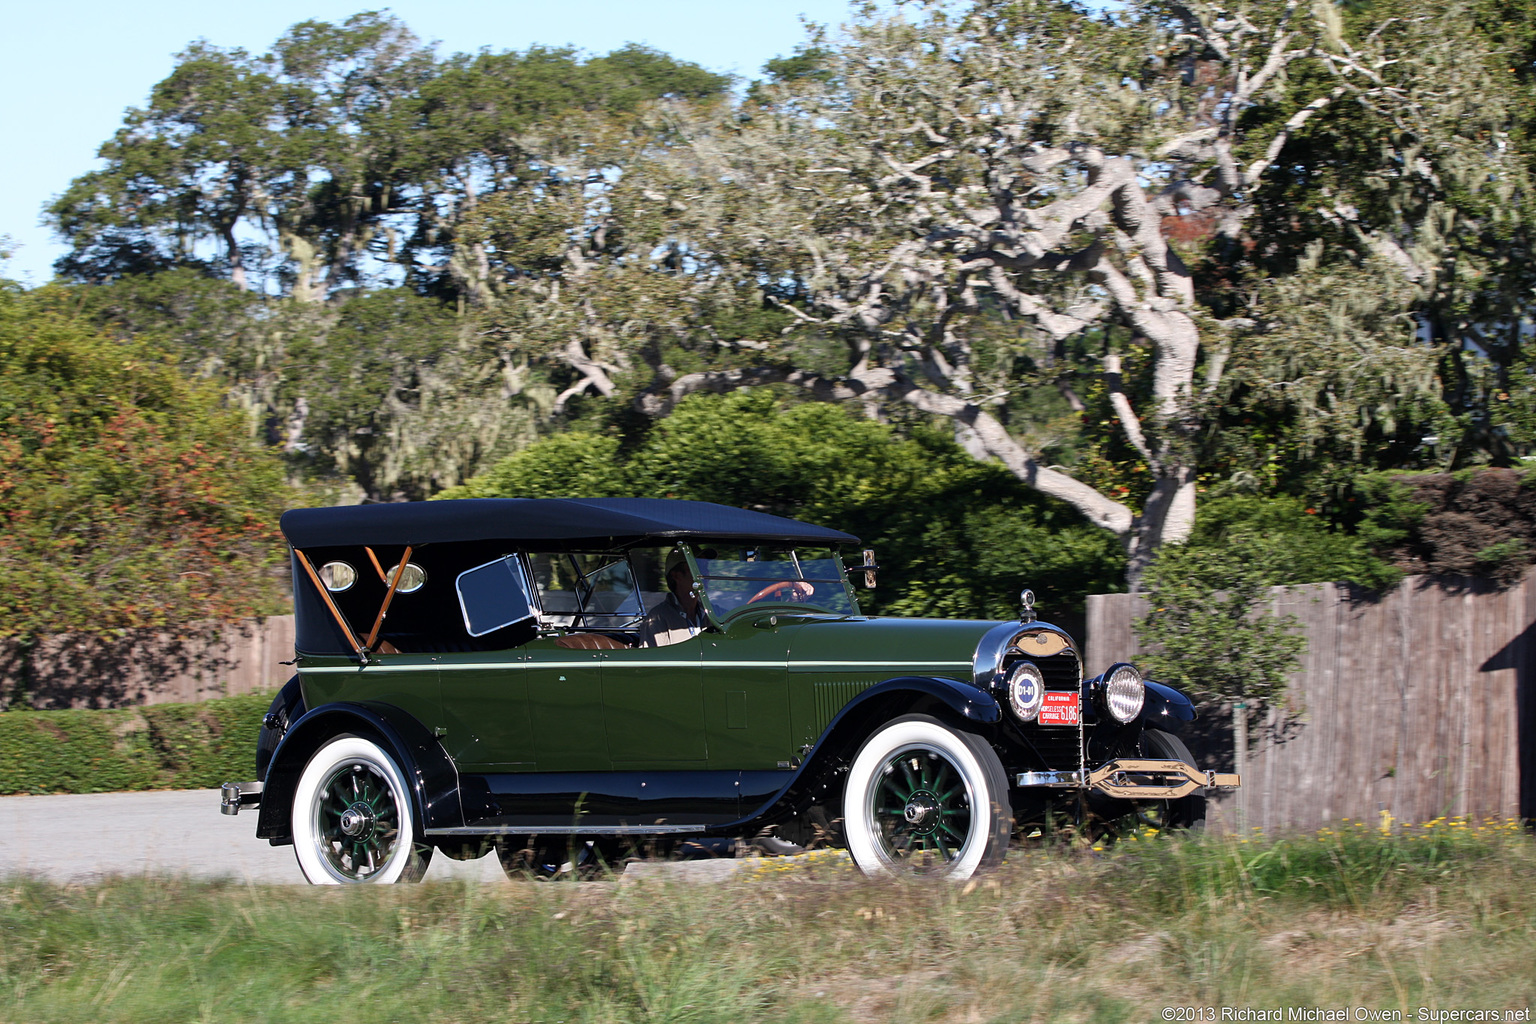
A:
[339,803,375,838]
[903,792,940,831]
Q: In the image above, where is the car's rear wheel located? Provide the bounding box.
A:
[291,735,432,884]
[843,715,1011,880]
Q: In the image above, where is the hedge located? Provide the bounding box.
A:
[0,691,271,795]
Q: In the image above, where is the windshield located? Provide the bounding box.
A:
[694,546,856,616]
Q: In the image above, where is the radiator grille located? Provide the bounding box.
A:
[1022,729,1083,772]
[1016,650,1082,771]
[1035,650,1081,690]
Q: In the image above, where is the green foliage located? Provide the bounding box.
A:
[627,392,1126,617]
[438,432,628,499]
[1123,816,1530,913]
[48,15,728,298]
[1204,247,1449,496]
[64,275,547,502]
[65,268,272,386]
[0,691,270,794]
[280,289,526,500]
[1245,0,1536,470]
[0,287,291,638]
[36,0,1536,598]
[1133,499,1317,708]
[1190,496,1401,591]
[441,391,1125,616]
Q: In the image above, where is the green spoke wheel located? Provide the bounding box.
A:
[291,735,432,885]
[869,750,974,870]
[844,715,1011,880]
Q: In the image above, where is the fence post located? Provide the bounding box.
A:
[1233,698,1248,832]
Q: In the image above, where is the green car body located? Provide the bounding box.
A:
[225,497,1235,883]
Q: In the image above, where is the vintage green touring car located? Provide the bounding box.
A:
[220,497,1237,883]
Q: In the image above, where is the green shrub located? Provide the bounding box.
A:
[0,691,270,794]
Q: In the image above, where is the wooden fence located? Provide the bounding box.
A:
[0,616,296,709]
[1087,574,1536,831]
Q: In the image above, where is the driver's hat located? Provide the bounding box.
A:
[665,548,690,577]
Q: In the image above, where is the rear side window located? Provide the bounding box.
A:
[456,556,537,637]
[525,552,645,629]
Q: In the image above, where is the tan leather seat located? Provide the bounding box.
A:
[553,632,630,650]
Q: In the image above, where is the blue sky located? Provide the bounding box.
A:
[0,1,859,285]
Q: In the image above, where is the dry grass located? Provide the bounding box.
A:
[0,819,1532,1023]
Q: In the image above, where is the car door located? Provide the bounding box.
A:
[516,643,609,771]
[600,636,707,768]
[700,615,796,771]
[438,553,539,770]
[437,648,533,771]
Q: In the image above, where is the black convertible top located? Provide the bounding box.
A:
[280,497,859,549]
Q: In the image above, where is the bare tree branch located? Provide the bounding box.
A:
[1104,353,1155,467]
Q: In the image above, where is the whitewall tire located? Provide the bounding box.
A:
[291,735,432,884]
[843,715,1011,880]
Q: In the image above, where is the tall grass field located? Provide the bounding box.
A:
[1,819,1532,1023]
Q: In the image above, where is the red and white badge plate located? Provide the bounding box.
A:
[1039,691,1080,726]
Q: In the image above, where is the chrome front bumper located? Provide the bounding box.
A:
[1017,759,1240,799]
[219,781,263,815]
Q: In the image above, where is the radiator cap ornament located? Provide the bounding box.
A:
[1020,588,1036,623]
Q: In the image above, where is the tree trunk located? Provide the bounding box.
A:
[221,222,247,292]
[1125,468,1197,590]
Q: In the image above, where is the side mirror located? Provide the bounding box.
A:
[860,549,878,590]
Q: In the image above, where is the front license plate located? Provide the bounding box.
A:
[1039,691,1079,726]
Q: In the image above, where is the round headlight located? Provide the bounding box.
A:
[1006,660,1046,722]
[1102,663,1145,724]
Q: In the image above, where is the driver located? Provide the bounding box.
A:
[641,549,708,647]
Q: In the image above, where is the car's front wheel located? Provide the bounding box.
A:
[843,715,1011,880]
[291,735,433,884]
[1131,727,1207,831]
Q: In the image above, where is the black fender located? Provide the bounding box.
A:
[1141,679,1196,723]
[255,675,305,783]
[732,675,1001,828]
[255,701,467,845]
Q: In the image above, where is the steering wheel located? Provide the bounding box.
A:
[745,580,814,604]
